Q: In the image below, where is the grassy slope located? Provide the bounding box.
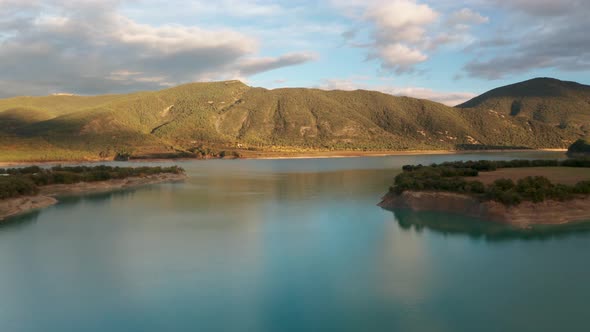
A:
[0,79,586,162]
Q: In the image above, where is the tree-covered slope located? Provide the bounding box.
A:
[458,78,590,133]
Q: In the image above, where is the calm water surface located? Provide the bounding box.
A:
[1,151,589,332]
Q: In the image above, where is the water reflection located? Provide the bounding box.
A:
[1,151,589,332]
[55,188,139,206]
[0,210,42,230]
[0,188,141,230]
[389,209,590,242]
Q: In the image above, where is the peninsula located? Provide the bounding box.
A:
[378,159,590,228]
[0,165,186,221]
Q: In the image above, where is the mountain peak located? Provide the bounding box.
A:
[456,77,590,131]
[458,77,590,108]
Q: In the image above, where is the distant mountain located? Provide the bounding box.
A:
[0,79,586,162]
[458,78,590,131]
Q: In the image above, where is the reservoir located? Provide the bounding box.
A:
[1,151,588,332]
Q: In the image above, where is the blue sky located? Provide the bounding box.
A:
[0,0,588,104]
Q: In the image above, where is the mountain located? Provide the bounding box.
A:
[458,78,590,131]
[0,79,586,162]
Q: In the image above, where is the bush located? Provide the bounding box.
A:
[51,172,82,184]
[531,159,559,167]
[574,181,590,194]
[492,178,515,191]
[489,190,522,206]
[551,184,574,201]
[561,158,590,168]
[466,181,485,194]
[515,176,553,203]
[0,177,39,199]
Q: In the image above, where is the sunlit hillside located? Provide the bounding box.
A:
[0,78,586,162]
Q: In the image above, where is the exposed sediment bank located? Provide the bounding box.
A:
[0,148,567,166]
[0,173,186,222]
[378,191,590,228]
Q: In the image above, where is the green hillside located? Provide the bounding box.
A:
[0,79,586,162]
[458,78,590,132]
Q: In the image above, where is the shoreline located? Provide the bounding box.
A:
[0,148,567,166]
[379,190,590,228]
[248,149,566,160]
[0,173,187,222]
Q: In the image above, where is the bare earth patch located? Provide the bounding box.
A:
[475,167,590,185]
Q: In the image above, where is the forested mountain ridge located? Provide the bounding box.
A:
[458,77,590,131]
[0,78,587,162]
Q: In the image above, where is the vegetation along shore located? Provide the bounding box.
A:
[0,165,186,221]
[379,159,590,228]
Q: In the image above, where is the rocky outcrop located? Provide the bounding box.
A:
[379,191,590,228]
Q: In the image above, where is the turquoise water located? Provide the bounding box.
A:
[1,151,589,332]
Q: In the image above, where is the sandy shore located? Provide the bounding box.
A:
[234,148,565,160]
[379,191,590,228]
[0,148,567,166]
[246,150,458,160]
[0,173,187,222]
[0,196,59,222]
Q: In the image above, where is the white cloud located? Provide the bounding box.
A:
[371,44,428,71]
[365,0,438,43]
[447,8,489,27]
[331,0,488,74]
[237,53,319,76]
[464,0,590,79]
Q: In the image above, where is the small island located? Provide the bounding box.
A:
[567,139,590,158]
[0,165,186,221]
[379,159,590,228]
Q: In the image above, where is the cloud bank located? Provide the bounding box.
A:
[0,0,315,97]
[463,0,590,79]
[333,0,488,74]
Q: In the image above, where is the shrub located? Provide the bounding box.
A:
[491,190,522,206]
[0,177,39,199]
[515,176,553,202]
[574,181,590,194]
[561,158,590,168]
[493,178,516,191]
[550,184,574,201]
[466,181,485,194]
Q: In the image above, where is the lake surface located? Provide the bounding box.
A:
[1,151,589,332]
